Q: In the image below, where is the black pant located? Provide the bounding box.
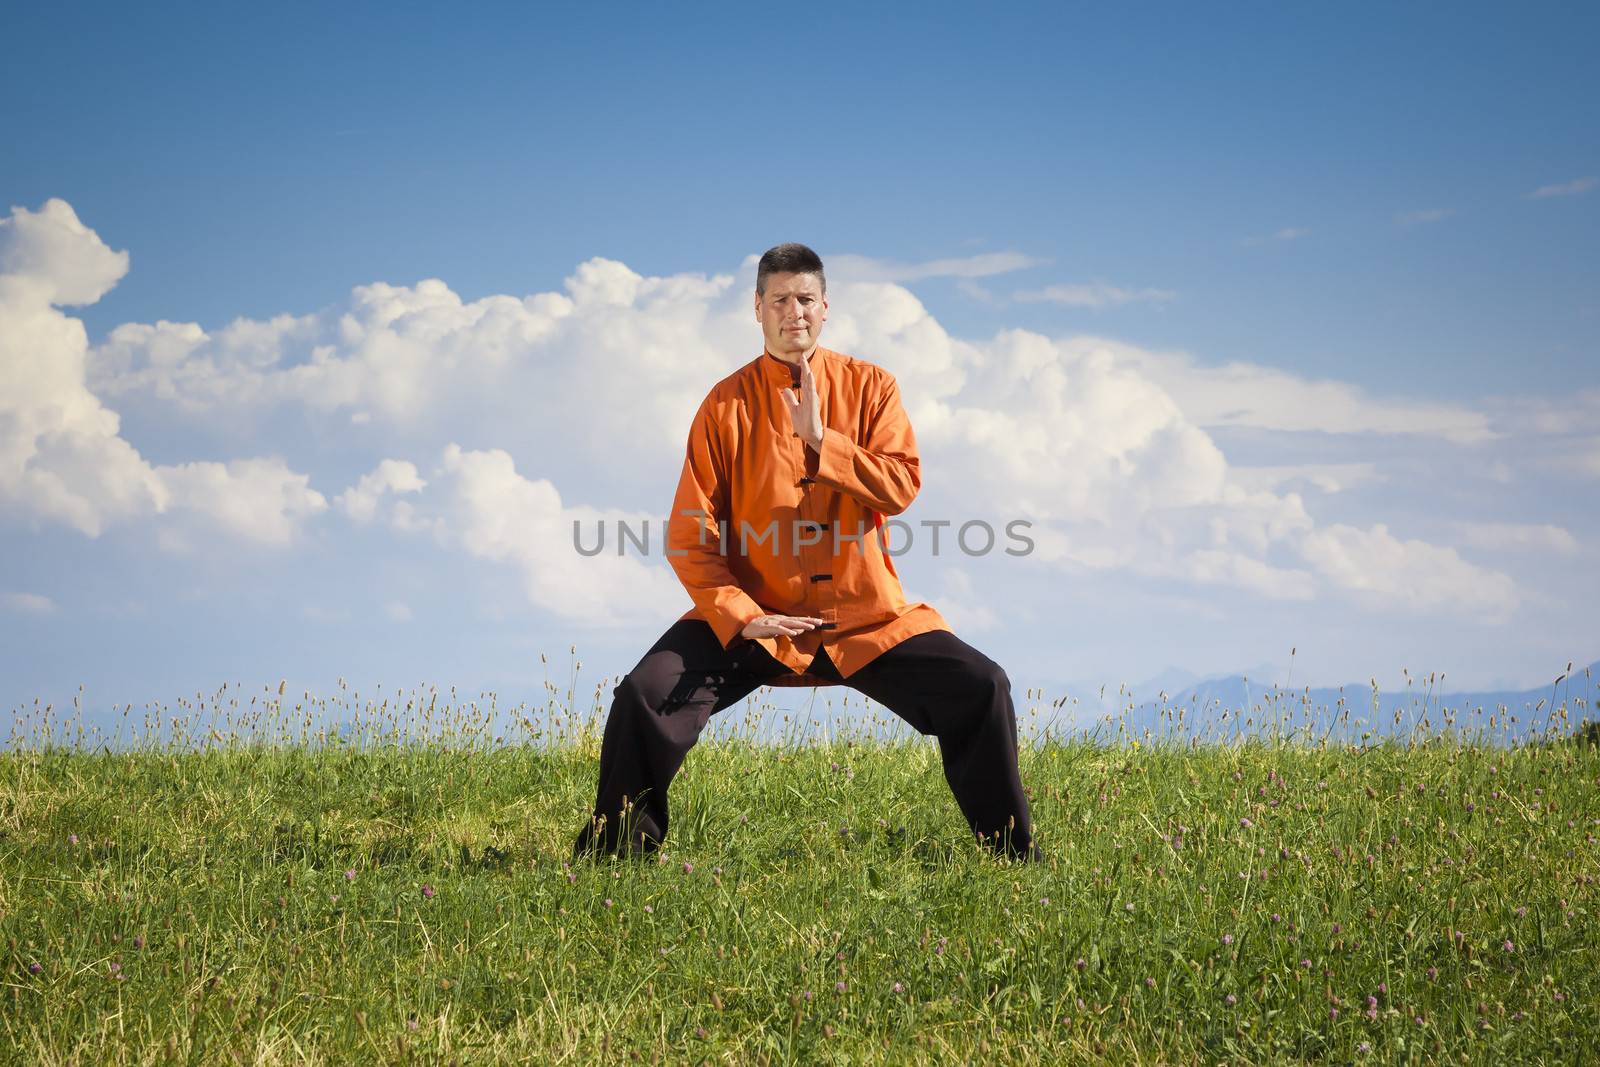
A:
[573,620,1035,859]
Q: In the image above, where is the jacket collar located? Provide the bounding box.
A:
[761,346,826,385]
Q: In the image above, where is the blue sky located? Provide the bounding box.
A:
[3,2,1597,716]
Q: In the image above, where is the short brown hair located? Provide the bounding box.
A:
[756,243,826,295]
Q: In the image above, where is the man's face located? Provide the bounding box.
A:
[755,272,828,359]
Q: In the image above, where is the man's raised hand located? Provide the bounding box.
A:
[741,614,827,639]
[780,355,824,451]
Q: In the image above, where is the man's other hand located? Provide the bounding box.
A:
[741,614,827,639]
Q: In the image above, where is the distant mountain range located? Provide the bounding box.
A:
[12,659,1597,753]
[1037,658,1600,746]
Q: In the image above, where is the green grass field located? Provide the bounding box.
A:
[2,681,1597,1064]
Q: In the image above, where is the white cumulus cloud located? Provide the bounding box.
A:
[1452,521,1579,555]
[336,459,426,522]
[1299,523,1517,617]
[1107,338,1496,444]
[70,215,1533,619]
[367,444,687,628]
[0,199,324,544]
[929,568,1000,633]
[1228,463,1386,495]
[159,458,327,547]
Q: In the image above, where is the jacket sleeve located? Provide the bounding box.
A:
[665,395,768,648]
[812,371,923,516]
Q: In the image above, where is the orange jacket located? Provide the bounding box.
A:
[666,346,950,679]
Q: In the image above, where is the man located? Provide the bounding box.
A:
[573,243,1036,860]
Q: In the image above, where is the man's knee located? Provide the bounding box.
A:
[962,655,1018,739]
[962,654,1010,700]
[613,665,675,717]
[612,671,649,712]
[928,654,1012,739]
[612,662,710,733]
